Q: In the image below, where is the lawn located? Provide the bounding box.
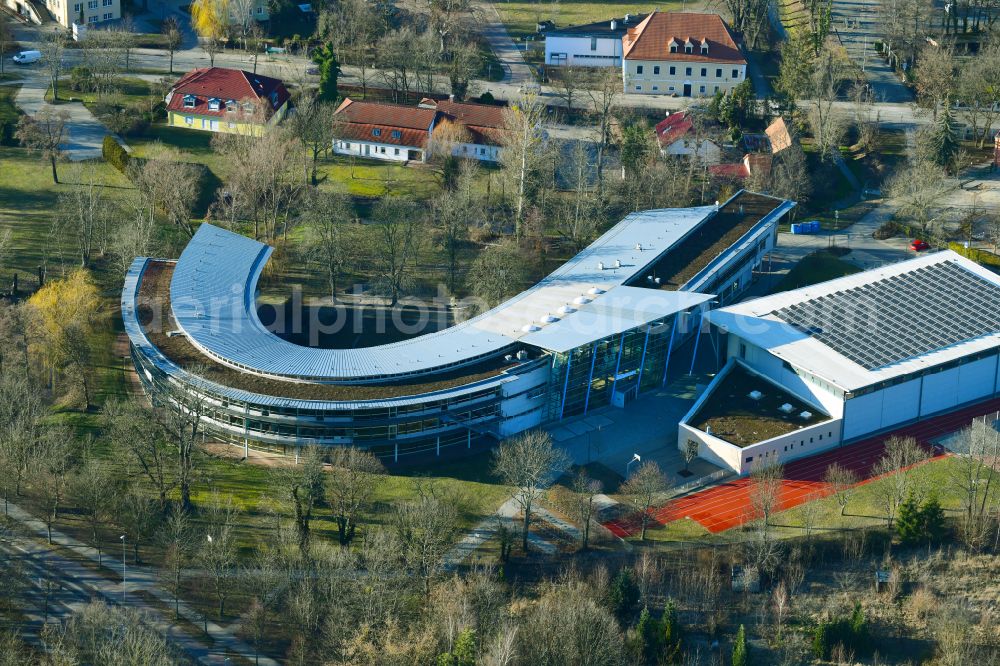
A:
[0,146,132,289]
[772,456,966,535]
[771,248,861,292]
[493,0,687,38]
[0,85,18,125]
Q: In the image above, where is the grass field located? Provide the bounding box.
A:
[492,0,686,38]
[771,248,861,292]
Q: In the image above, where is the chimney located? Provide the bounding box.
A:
[611,19,617,30]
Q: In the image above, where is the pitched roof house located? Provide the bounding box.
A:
[332,98,507,163]
[654,111,721,163]
[621,12,747,96]
[165,68,290,135]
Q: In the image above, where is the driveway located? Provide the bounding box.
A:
[477,1,535,85]
[14,67,126,161]
[828,0,913,103]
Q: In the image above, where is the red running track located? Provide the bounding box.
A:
[603,397,1000,537]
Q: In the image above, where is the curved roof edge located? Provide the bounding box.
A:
[122,258,520,409]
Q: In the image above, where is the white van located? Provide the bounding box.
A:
[13,51,42,65]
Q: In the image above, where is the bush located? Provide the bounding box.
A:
[478,91,495,105]
[0,121,15,147]
[948,242,1000,268]
[69,66,95,93]
[102,135,130,173]
[812,603,871,660]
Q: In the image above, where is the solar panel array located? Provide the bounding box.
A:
[773,261,1000,370]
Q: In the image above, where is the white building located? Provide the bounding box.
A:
[680,251,1000,474]
[622,11,747,96]
[655,112,722,162]
[543,13,647,67]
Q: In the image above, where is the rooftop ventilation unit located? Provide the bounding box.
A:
[516,350,529,360]
[800,411,813,420]
[521,324,541,332]
[573,295,592,305]
[557,305,576,315]
[748,390,762,400]
[541,314,560,324]
[597,261,605,270]
[779,403,794,414]
[588,287,606,295]
[614,259,622,269]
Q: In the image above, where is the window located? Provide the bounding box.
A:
[379,147,385,153]
[184,116,193,125]
[183,95,196,108]
[86,0,95,7]
[391,130,401,139]
[228,122,236,129]
[225,99,236,111]
[208,98,220,111]
[699,85,705,93]
[102,0,110,6]
[701,67,707,76]
[668,86,675,91]
[685,67,692,76]
[745,456,753,463]
[701,44,708,54]
[394,148,399,155]
[269,91,278,107]
[590,37,597,51]
[73,2,80,10]
[685,45,692,54]
[669,66,676,75]
[256,5,263,13]
[733,69,739,78]
[670,45,677,53]
[739,343,747,359]
[716,68,722,77]
[652,86,658,91]
[714,85,719,92]
[102,12,111,19]
[344,142,350,150]
[372,128,382,137]
[635,85,642,91]
[653,65,660,75]
[636,65,643,74]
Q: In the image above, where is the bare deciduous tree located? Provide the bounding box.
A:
[366,197,426,306]
[872,435,929,529]
[948,420,1000,551]
[824,462,860,516]
[500,93,548,237]
[466,239,528,310]
[621,461,670,541]
[327,446,384,546]
[570,469,602,551]
[492,430,568,553]
[394,486,460,599]
[271,445,326,559]
[199,494,239,619]
[16,108,68,184]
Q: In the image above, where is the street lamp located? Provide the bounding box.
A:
[119,534,126,603]
[626,453,641,478]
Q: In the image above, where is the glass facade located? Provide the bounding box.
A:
[548,312,688,420]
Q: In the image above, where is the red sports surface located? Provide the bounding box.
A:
[603,397,1000,537]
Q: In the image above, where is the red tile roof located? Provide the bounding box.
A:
[655,112,694,147]
[765,117,793,154]
[333,98,437,148]
[622,11,745,64]
[166,67,290,119]
[709,162,750,179]
[334,98,508,148]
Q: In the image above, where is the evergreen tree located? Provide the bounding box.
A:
[896,491,923,545]
[661,599,683,664]
[607,568,640,622]
[633,606,657,663]
[920,492,946,543]
[437,628,475,666]
[732,624,749,666]
[926,102,960,172]
[312,43,341,102]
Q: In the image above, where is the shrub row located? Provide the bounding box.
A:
[102,135,130,173]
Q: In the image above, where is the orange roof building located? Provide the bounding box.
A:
[332,97,507,163]
[621,11,747,97]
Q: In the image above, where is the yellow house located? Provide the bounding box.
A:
[165,67,290,136]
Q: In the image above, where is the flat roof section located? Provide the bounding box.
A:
[169,202,736,381]
[689,363,830,447]
[635,192,787,291]
[707,251,1000,392]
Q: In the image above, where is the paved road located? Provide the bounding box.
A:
[829,0,913,103]
[476,1,534,85]
[2,501,278,666]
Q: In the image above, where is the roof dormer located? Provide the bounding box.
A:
[700,39,709,54]
[668,37,678,53]
[684,38,693,54]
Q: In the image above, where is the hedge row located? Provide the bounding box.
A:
[949,242,1000,268]
[102,135,130,173]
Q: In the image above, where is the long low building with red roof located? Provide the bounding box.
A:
[165,67,291,136]
[332,97,507,163]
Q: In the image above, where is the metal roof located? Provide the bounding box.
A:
[122,258,518,409]
[706,251,1000,392]
[169,205,725,381]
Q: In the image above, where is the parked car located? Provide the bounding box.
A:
[13,50,41,65]
[910,239,930,252]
